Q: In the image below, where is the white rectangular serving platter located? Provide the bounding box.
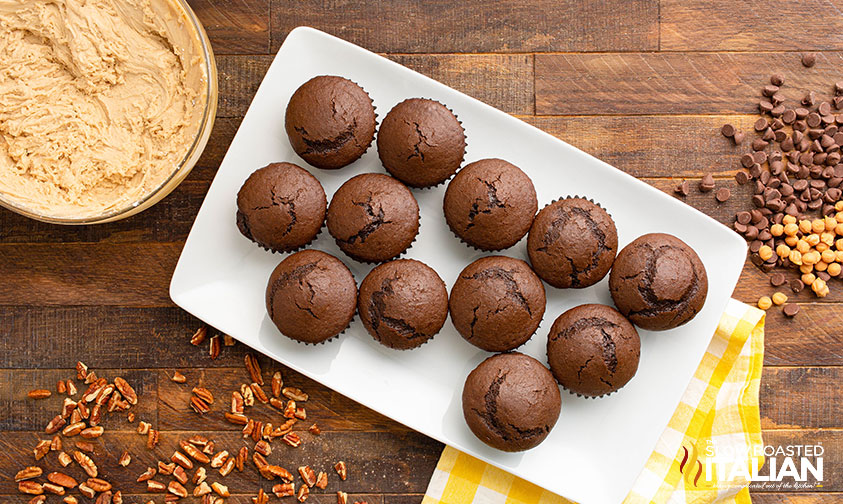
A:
[171,27,747,504]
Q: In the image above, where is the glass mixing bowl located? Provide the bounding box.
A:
[0,0,218,225]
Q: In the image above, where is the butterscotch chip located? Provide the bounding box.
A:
[757,296,772,310]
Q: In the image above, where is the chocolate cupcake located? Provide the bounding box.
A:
[326,173,420,263]
[285,76,376,169]
[527,197,618,289]
[377,98,466,188]
[449,256,546,352]
[462,352,561,452]
[265,249,357,344]
[358,259,448,350]
[546,304,640,397]
[236,162,327,253]
[609,233,708,331]
[443,158,538,251]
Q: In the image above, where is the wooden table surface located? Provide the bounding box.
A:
[1,1,841,503]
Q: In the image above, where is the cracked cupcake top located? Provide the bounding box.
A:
[609,233,708,331]
[443,158,538,251]
[236,163,327,253]
[285,76,376,169]
[326,173,420,263]
[462,352,561,452]
[377,98,466,188]
[265,249,357,344]
[449,256,546,352]
[358,259,448,350]
[527,197,618,289]
[546,304,640,397]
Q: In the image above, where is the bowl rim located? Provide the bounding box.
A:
[0,0,218,225]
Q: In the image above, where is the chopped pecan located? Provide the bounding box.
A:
[43,482,66,495]
[76,361,88,381]
[208,335,220,359]
[253,488,269,504]
[34,440,51,460]
[112,490,123,504]
[231,391,244,414]
[58,451,72,467]
[180,440,211,464]
[210,450,229,468]
[252,452,268,470]
[190,326,207,346]
[252,420,263,443]
[63,496,79,504]
[171,451,193,470]
[315,471,327,489]
[19,481,44,495]
[80,426,104,438]
[241,383,255,406]
[51,435,62,451]
[173,466,188,485]
[191,396,211,414]
[192,466,207,485]
[334,461,347,480]
[225,412,248,425]
[127,411,135,423]
[188,434,208,446]
[193,481,211,497]
[113,377,138,405]
[268,465,294,482]
[262,422,273,440]
[85,478,111,492]
[78,483,95,499]
[147,480,166,492]
[245,353,264,385]
[192,387,214,404]
[47,472,78,488]
[88,403,102,426]
[94,384,114,405]
[171,371,186,383]
[236,446,248,472]
[158,461,175,475]
[203,440,215,455]
[271,371,283,398]
[282,432,301,447]
[30,495,46,504]
[61,398,77,419]
[255,440,271,456]
[282,387,308,402]
[137,421,151,435]
[147,429,159,449]
[298,466,316,487]
[57,380,66,394]
[15,466,43,481]
[168,481,188,498]
[269,397,285,412]
[273,483,295,497]
[211,482,230,497]
[76,401,89,420]
[242,418,255,438]
[118,451,131,467]
[28,389,51,399]
[219,457,235,477]
[337,491,348,504]
[283,400,296,419]
[308,423,321,435]
[84,371,98,385]
[94,490,111,504]
[250,382,268,404]
[74,441,95,453]
[69,409,82,424]
[73,450,97,477]
[294,407,307,420]
[296,484,309,502]
[223,334,235,346]
[136,467,157,482]
[66,380,77,396]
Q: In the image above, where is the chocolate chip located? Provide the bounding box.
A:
[752,194,765,208]
[836,81,843,95]
[790,279,804,293]
[745,225,759,239]
[781,137,795,151]
[750,163,763,179]
[754,118,768,131]
[716,187,731,202]
[752,138,769,151]
[733,131,746,145]
[818,271,831,282]
[801,52,817,67]
[803,92,816,107]
[794,120,808,132]
[699,173,716,192]
[820,102,832,116]
[736,211,752,225]
[823,114,837,125]
[753,151,768,164]
[741,153,755,168]
[835,96,843,110]
[674,180,690,196]
[771,105,785,117]
[720,123,736,137]
[783,303,800,317]
[762,85,779,97]
[770,272,786,287]
[807,112,822,128]
[782,109,797,124]
[771,74,785,86]
[735,171,750,185]
[774,130,788,143]
[759,101,774,113]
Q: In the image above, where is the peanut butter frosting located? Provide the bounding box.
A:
[0,0,208,219]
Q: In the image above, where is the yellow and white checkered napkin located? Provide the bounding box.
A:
[423,299,766,504]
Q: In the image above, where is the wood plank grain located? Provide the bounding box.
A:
[386,54,534,115]
[187,0,269,54]
[535,52,843,115]
[0,369,157,432]
[269,0,658,53]
[0,431,441,494]
[763,304,843,366]
[661,0,843,51]
[157,368,408,433]
[0,243,179,306]
[761,368,842,430]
